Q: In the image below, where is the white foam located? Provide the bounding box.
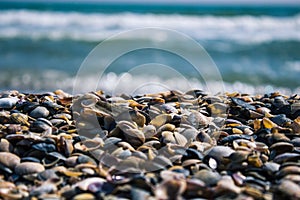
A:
[0,10,300,43]
[1,70,298,96]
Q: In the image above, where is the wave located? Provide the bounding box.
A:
[0,70,298,96]
[0,10,300,43]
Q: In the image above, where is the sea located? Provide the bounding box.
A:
[0,1,300,95]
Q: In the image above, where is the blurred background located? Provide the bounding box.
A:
[0,0,300,94]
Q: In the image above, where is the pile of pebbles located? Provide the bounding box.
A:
[0,89,300,199]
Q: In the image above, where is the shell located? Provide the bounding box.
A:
[150,114,172,128]
[123,129,145,148]
[10,113,30,126]
[187,111,209,128]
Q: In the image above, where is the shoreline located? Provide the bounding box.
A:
[0,89,299,199]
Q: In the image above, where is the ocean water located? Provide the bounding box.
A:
[0,1,300,95]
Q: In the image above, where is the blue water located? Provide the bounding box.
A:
[0,1,300,94]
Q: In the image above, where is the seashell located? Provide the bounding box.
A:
[187,111,209,128]
[99,152,119,167]
[155,179,187,200]
[182,148,204,162]
[168,165,190,177]
[0,152,20,169]
[0,181,15,190]
[63,170,83,177]
[29,106,49,118]
[152,155,173,168]
[248,110,264,119]
[15,162,45,175]
[143,140,161,150]
[162,131,176,144]
[30,118,52,132]
[73,177,106,191]
[117,120,137,132]
[73,193,95,200]
[59,137,74,157]
[185,179,210,198]
[262,117,277,129]
[173,132,188,146]
[243,185,265,199]
[194,169,221,186]
[253,119,261,131]
[232,127,243,134]
[215,175,241,195]
[0,97,18,109]
[132,151,148,160]
[142,125,157,139]
[116,156,145,171]
[103,137,122,151]
[150,114,172,128]
[257,107,271,115]
[220,134,255,145]
[123,129,145,148]
[227,150,250,164]
[10,113,30,126]
[77,154,97,165]
[247,153,263,168]
[50,118,66,127]
[117,141,135,152]
[137,145,156,157]
[65,156,78,167]
[30,182,57,197]
[204,146,235,170]
[157,123,175,135]
[203,96,222,104]
[0,111,10,124]
[291,117,300,133]
[231,97,256,110]
[270,114,292,127]
[207,102,228,116]
[185,89,208,97]
[181,159,202,169]
[197,131,213,144]
[178,125,198,141]
[116,110,146,127]
[38,169,59,181]
[81,98,98,108]
[161,103,178,114]
[272,96,288,108]
[103,115,116,131]
[74,139,103,152]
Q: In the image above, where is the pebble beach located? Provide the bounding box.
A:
[1,1,300,199]
[0,89,300,199]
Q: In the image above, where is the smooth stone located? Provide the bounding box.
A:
[29,106,50,118]
[15,162,45,175]
[0,97,18,109]
[0,152,20,169]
